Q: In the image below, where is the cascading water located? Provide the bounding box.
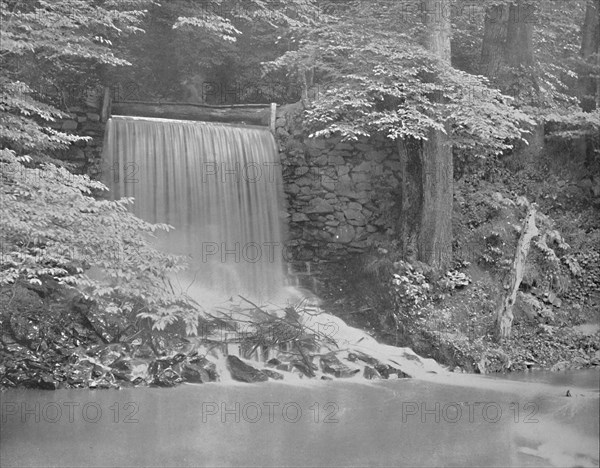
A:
[101,114,444,378]
[102,115,287,304]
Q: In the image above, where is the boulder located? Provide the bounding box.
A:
[148,353,186,378]
[320,353,360,378]
[262,369,284,380]
[295,167,310,176]
[306,199,335,214]
[307,138,328,150]
[151,368,182,387]
[180,362,210,383]
[131,344,155,359]
[95,344,127,367]
[353,161,372,172]
[296,176,312,187]
[344,209,366,226]
[337,166,350,176]
[110,358,150,383]
[73,299,129,343]
[291,212,310,222]
[375,364,410,379]
[226,356,268,383]
[314,155,329,166]
[189,356,218,381]
[333,225,355,244]
[322,180,336,192]
[329,155,345,166]
[364,151,388,163]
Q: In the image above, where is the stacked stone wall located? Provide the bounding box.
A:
[275,105,401,261]
[49,104,106,178]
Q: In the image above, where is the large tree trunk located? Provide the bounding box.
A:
[580,0,599,111]
[480,3,510,77]
[417,0,453,269]
[481,1,537,95]
[419,128,453,269]
[496,204,539,340]
[505,2,536,68]
[480,1,542,159]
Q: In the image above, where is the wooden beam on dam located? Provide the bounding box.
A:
[110,100,273,127]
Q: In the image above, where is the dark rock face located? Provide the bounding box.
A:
[320,353,360,378]
[375,364,410,379]
[1,281,231,389]
[151,368,182,387]
[148,354,187,386]
[110,357,150,383]
[352,351,380,366]
[73,297,130,344]
[180,357,218,383]
[94,344,127,367]
[262,369,284,380]
[226,355,268,383]
[180,363,209,383]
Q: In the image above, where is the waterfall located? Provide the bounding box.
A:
[102,116,287,304]
[101,115,446,378]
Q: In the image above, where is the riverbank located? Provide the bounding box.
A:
[312,163,600,376]
[1,275,598,391]
[0,283,444,390]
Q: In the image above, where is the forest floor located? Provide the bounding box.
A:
[316,146,600,374]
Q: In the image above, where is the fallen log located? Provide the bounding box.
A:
[496,203,539,341]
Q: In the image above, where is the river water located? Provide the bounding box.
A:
[1,369,598,467]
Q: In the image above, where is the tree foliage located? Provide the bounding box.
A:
[264,2,533,159]
[0,0,205,334]
[108,0,321,102]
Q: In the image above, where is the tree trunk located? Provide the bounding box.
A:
[505,2,535,68]
[419,127,453,269]
[422,0,451,62]
[480,1,542,159]
[397,138,422,260]
[417,0,453,270]
[480,3,510,77]
[481,1,537,94]
[580,0,599,111]
[496,204,539,340]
